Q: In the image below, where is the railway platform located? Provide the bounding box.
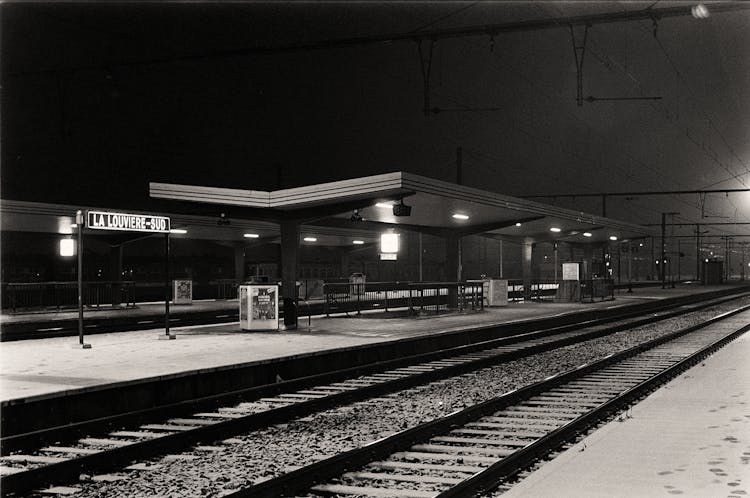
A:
[0,284,732,403]
[502,325,750,498]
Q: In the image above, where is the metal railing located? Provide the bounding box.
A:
[507,280,559,302]
[580,278,615,302]
[2,281,136,312]
[323,281,484,317]
[214,279,240,300]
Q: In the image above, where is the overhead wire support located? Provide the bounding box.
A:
[585,95,663,102]
[416,39,436,116]
[569,24,589,107]
[523,188,749,199]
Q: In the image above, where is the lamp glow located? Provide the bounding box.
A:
[353,240,365,245]
[609,235,618,241]
[381,233,399,253]
[303,237,317,242]
[692,3,709,18]
[375,202,394,209]
[583,232,593,237]
[550,227,562,233]
[515,222,522,227]
[59,238,75,257]
[452,213,469,220]
[243,233,260,238]
[170,229,187,234]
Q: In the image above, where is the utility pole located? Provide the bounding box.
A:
[661,212,678,289]
[661,213,666,288]
[456,146,463,185]
[695,224,700,281]
[724,236,731,282]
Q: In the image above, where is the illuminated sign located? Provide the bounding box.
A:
[562,263,580,281]
[87,210,171,233]
[380,233,399,253]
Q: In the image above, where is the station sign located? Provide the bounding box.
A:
[86,210,171,233]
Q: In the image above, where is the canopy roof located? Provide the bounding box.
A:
[150,172,655,244]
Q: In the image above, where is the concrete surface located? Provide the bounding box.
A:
[0,285,736,403]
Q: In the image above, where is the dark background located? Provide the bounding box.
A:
[2,1,748,230]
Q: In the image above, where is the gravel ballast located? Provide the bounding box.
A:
[40,298,749,498]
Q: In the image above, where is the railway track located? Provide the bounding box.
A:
[237,304,750,498]
[1,293,747,496]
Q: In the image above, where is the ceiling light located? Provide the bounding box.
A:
[609,235,618,241]
[303,237,317,242]
[583,232,593,237]
[550,227,562,233]
[170,229,187,234]
[515,222,522,227]
[243,233,259,238]
[375,202,394,209]
[452,213,469,220]
[353,240,365,245]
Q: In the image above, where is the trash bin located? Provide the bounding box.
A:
[283,297,297,327]
[349,273,366,296]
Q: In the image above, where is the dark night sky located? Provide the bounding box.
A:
[2,1,749,241]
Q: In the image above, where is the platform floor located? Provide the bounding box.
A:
[502,329,750,498]
[0,285,736,403]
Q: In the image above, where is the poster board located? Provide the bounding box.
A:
[173,280,193,304]
[484,279,508,306]
[239,284,279,331]
[562,263,580,281]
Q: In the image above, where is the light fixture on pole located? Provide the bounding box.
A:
[59,238,75,257]
[75,210,91,349]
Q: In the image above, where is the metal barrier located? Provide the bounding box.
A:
[214,279,240,300]
[580,278,615,302]
[507,280,559,302]
[506,279,617,303]
[323,281,483,317]
[3,281,136,312]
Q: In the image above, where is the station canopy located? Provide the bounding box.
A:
[149,172,655,245]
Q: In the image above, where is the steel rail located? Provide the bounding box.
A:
[231,304,750,497]
[1,293,747,496]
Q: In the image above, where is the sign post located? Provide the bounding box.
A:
[76,210,91,349]
[85,210,172,339]
[163,232,174,339]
